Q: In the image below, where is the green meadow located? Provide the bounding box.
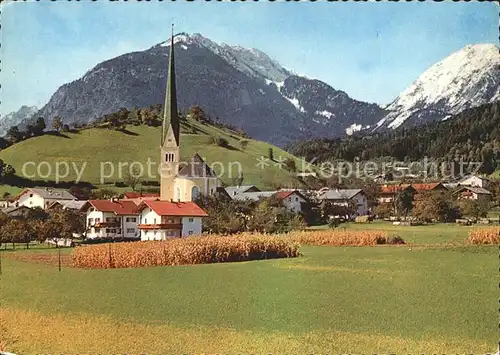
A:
[0,223,497,354]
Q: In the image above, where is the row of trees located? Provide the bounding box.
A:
[0,208,85,249]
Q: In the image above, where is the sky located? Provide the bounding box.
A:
[1,1,498,115]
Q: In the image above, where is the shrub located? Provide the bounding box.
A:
[71,233,300,269]
[215,137,229,148]
[284,158,296,172]
[289,230,394,246]
[467,227,500,245]
[387,235,405,245]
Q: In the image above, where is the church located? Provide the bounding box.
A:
[137,30,220,240]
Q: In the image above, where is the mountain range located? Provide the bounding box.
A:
[3,33,499,146]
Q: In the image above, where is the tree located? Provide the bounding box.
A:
[48,209,85,239]
[284,158,296,172]
[27,207,49,221]
[6,126,22,143]
[373,203,393,219]
[0,219,35,249]
[32,219,61,244]
[52,116,63,132]
[187,105,209,122]
[239,140,249,151]
[33,117,46,136]
[125,165,142,192]
[0,159,15,182]
[459,199,490,219]
[215,137,229,148]
[394,189,413,217]
[268,148,274,161]
[412,191,460,223]
[91,188,118,199]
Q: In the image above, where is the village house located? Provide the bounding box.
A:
[224,185,260,197]
[12,187,77,210]
[316,188,369,217]
[378,184,416,204]
[457,174,490,189]
[47,200,87,211]
[410,182,447,193]
[81,199,139,239]
[232,189,308,214]
[136,200,208,240]
[2,205,32,219]
[453,186,492,202]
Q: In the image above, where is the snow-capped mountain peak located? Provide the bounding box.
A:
[157,32,291,82]
[377,43,500,130]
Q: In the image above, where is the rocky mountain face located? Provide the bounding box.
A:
[0,105,38,136]
[25,33,386,146]
[375,43,500,131]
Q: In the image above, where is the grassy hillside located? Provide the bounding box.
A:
[0,119,313,191]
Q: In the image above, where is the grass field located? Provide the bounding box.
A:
[0,223,497,354]
[0,119,312,191]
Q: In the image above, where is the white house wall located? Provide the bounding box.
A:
[181,217,202,236]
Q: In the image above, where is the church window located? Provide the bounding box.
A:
[191,186,200,201]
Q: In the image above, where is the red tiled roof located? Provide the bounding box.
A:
[83,200,138,215]
[137,200,208,217]
[411,183,443,192]
[123,192,159,199]
[379,184,411,194]
[273,191,295,200]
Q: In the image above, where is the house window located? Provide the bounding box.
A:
[126,217,137,223]
[188,230,194,235]
[29,194,33,197]
[144,218,147,224]
[95,218,100,223]
[188,218,194,223]
[295,197,299,202]
[126,228,135,234]
[153,218,157,224]
[106,228,110,233]
[88,218,94,226]
[167,230,175,236]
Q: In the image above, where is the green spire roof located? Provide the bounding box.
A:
[162,25,180,146]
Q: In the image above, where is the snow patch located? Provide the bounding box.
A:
[314,110,335,120]
[284,96,306,113]
[345,123,363,135]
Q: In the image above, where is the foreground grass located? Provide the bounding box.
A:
[1,245,496,353]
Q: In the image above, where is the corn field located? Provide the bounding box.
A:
[467,227,500,245]
[71,233,300,269]
[289,230,395,246]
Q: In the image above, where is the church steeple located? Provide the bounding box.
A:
[162,24,180,147]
